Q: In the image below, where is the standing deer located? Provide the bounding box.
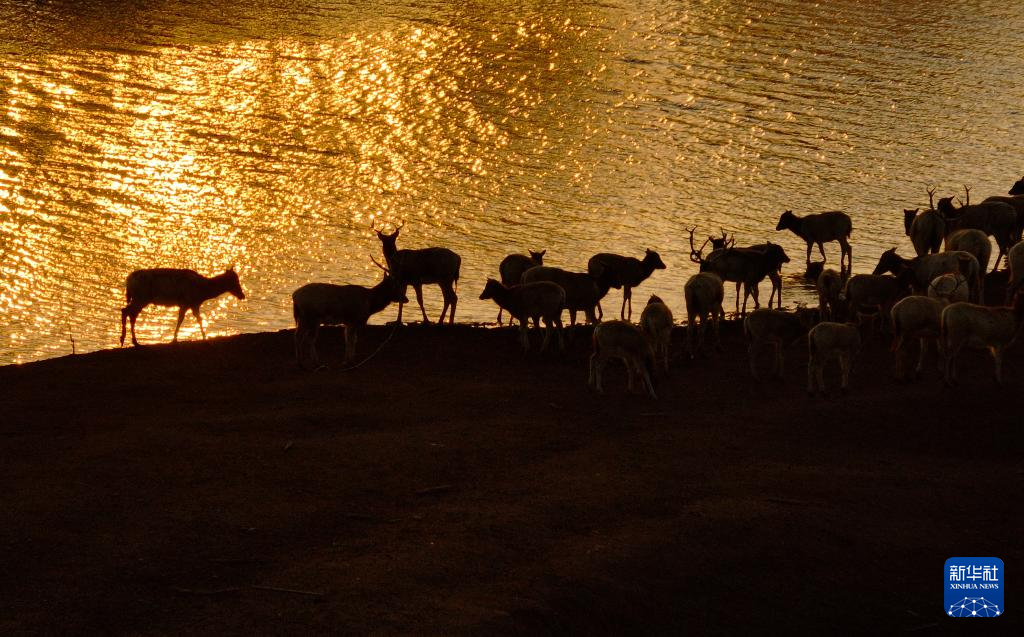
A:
[496,249,545,325]
[373,220,461,325]
[903,187,944,256]
[292,267,408,368]
[775,209,853,275]
[689,228,789,317]
[120,268,245,347]
[937,186,1016,271]
[587,249,667,320]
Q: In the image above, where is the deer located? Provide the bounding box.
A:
[816,267,844,321]
[937,186,1016,271]
[941,291,1024,386]
[479,278,566,352]
[119,268,245,347]
[775,209,853,275]
[496,250,545,325]
[683,271,724,357]
[890,294,947,382]
[521,265,611,326]
[743,307,819,380]
[807,321,861,396]
[587,249,667,320]
[292,264,409,369]
[639,295,673,372]
[903,187,944,256]
[704,230,784,308]
[373,220,461,325]
[688,227,789,317]
[1005,241,1024,303]
[588,320,657,399]
[872,248,982,303]
[944,228,991,275]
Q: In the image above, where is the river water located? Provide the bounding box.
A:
[2,0,1023,363]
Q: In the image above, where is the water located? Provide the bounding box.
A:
[2,0,1023,364]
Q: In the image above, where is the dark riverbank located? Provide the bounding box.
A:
[2,322,1020,634]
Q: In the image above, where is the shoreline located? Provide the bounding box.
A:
[2,322,1021,633]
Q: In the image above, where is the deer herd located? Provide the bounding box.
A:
[118,179,1024,396]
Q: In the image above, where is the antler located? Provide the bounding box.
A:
[369,254,391,274]
[926,185,937,210]
[688,227,709,263]
[721,227,735,248]
[963,184,971,206]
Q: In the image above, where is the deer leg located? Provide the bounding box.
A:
[748,342,760,380]
[734,282,741,316]
[620,288,629,321]
[444,284,457,325]
[192,306,206,339]
[396,286,407,324]
[992,347,1003,385]
[128,307,141,347]
[413,285,429,323]
[120,306,130,347]
[344,325,358,363]
[555,317,566,351]
[497,307,504,326]
[588,352,602,392]
[173,307,187,342]
[840,353,851,394]
[817,241,826,263]
[807,356,816,396]
[806,242,813,268]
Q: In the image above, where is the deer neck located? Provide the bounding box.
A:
[368,281,399,314]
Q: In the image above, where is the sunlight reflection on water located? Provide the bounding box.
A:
[1,0,1023,363]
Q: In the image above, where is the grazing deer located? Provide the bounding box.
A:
[479,278,566,352]
[689,228,789,317]
[775,210,853,275]
[292,268,408,368]
[496,250,546,325]
[119,268,245,347]
[373,220,461,325]
[588,320,657,399]
[937,186,1016,271]
[743,307,819,380]
[873,248,982,303]
[587,249,667,320]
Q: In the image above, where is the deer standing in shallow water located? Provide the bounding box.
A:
[119,268,245,347]
[775,209,853,275]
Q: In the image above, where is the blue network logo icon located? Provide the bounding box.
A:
[945,557,1003,618]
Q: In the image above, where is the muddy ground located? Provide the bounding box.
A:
[2,316,1021,635]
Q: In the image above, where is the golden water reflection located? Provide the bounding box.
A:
[1,0,1023,363]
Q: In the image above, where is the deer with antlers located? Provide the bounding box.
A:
[292,260,408,369]
[937,185,1016,271]
[902,186,945,257]
[372,220,462,325]
[688,228,790,317]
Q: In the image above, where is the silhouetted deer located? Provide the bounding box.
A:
[292,263,408,368]
[937,186,1016,271]
[775,209,853,275]
[373,220,461,325]
[496,249,545,325]
[119,268,245,347]
[689,228,789,317]
[588,249,666,320]
[903,187,944,256]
